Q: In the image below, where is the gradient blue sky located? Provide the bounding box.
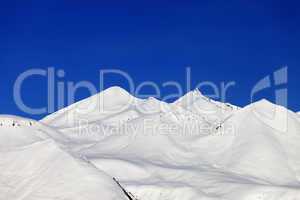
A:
[0,0,299,119]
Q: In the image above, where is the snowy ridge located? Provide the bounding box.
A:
[41,86,142,128]
[2,87,300,200]
[174,89,239,126]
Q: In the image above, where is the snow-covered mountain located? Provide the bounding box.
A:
[3,86,300,200]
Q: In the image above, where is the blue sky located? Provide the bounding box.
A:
[0,0,299,119]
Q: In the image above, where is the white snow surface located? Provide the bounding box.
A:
[0,115,129,200]
[2,86,300,200]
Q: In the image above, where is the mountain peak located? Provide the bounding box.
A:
[247,98,278,112]
[174,88,204,106]
[255,98,273,106]
[102,86,131,97]
[194,88,203,95]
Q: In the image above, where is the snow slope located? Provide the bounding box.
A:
[174,89,239,125]
[3,86,300,200]
[39,87,300,200]
[0,115,130,200]
[42,86,142,129]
